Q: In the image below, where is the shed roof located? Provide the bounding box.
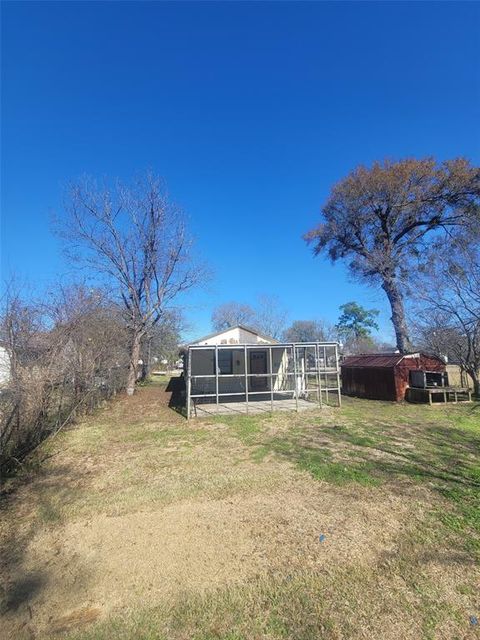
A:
[341,353,420,368]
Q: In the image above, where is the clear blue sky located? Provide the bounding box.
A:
[2,1,479,341]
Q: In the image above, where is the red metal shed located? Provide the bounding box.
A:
[341,353,446,401]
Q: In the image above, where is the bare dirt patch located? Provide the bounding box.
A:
[2,479,414,638]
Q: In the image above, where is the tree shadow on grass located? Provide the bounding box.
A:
[255,417,480,563]
[166,375,187,417]
[1,570,45,614]
[0,460,96,631]
[319,420,480,489]
[0,491,48,621]
[252,411,480,501]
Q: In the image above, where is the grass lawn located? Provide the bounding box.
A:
[1,378,479,640]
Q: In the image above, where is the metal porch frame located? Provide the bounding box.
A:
[186,341,341,418]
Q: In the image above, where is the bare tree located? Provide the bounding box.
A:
[49,284,130,398]
[211,302,256,332]
[413,239,480,396]
[0,283,130,474]
[58,173,204,394]
[283,319,334,343]
[305,158,480,353]
[142,309,185,374]
[254,295,288,340]
[1,288,44,473]
[340,334,395,356]
[211,296,287,338]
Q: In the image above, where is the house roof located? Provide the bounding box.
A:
[188,324,278,346]
[341,353,418,368]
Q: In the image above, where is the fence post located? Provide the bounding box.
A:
[316,343,323,408]
[269,346,274,412]
[335,344,342,407]
[215,345,219,414]
[244,345,249,414]
[186,348,191,419]
[292,344,299,412]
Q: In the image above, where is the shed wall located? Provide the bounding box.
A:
[394,355,445,401]
[341,353,446,401]
[341,366,397,401]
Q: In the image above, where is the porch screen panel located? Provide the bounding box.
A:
[190,348,215,396]
[217,350,232,374]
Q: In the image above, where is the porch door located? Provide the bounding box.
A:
[250,350,268,391]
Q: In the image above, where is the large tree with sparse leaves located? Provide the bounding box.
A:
[305,158,480,353]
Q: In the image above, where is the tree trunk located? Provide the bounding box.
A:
[468,369,480,399]
[381,276,413,353]
[126,332,142,396]
[138,336,151,382]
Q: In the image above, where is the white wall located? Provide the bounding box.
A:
[0,346,11,386]
[191,326,273,346]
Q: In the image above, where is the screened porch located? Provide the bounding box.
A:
[185,342,341,417]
